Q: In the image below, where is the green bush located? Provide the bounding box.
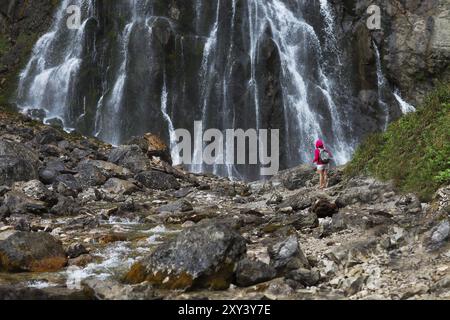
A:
[345,83,450,201]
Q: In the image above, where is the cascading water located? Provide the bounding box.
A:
[16,0,398,180]
[160,72,181,165]
[374,42,416,124]
[17,0,94,129]
[374,43,391,130]
[394,89,416,114]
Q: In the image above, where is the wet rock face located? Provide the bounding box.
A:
[125,222,247,290]
[342,0,450,104]
[0,230,67,272]
[0,0,56,104]
[268,236,310,275]
[0,140,40,186]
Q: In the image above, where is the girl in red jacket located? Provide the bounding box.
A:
[313,139,333,189]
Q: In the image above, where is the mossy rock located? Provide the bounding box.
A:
[124,222,246,290]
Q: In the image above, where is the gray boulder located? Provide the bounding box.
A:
[75,162,107,187]
[235,258,277,287]
[291,211,319,230]
[103,178,138,195]
[34,127,63,144]
[77,160,133,180]
[0,140,40,186]
[125,222,247,290]
[277,193,312,211]
[285,268,321,287]
[12,179,53,203]
[54,174,82,197]
[156,199,193,213]
[0,230,67,272]
[271,164,315,190]
[426,220,450,251]
[108,145,150,173]
[268,235,309,275]
[2,191,47,215]
[50,196,81,216]
[135,171,180,191]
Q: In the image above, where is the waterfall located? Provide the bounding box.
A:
[374,43,390,130]
[105,22,134,145]
[191,1,221,175]
[16,0,394,180]
[17,0,94,129]
[319,0,342,65]
[160,73,181,165]
[394,89,416,114]
[253,0,351,164]
[374,42,416,127]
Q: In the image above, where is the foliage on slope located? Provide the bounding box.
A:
[345,83,450,201]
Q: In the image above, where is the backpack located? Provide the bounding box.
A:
[319,148,331,164]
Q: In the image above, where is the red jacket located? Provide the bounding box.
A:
[313,139,332,165]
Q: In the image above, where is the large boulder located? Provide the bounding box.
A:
[38,160,68,185]
[290,211,319,230]
[144,133,171,163]
[1,191,47,215]
[268,235,309,275]
[270,164,315,190]
[425,219,450,251]
[277,193,312,211]
[33,127,64,145]
[0,140,40,186]
[0,230,67,272]
[50,196,80,216]
[75,162,107,187]
[108,145,151,173]
[12,180,52,202]
[135,170,180,190]
[336,177,393,206]
[125,222,247,290]
[53,174,82,197]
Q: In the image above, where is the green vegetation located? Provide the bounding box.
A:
[345,83,450,201]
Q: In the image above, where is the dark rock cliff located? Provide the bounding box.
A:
[0,1,448,179]
[0,0,57,105]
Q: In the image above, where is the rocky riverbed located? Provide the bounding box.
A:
[0,110,449,300]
